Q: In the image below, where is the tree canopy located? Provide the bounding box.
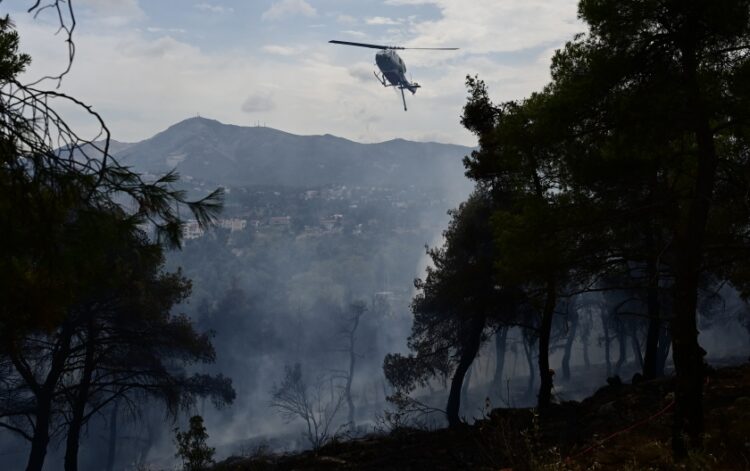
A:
[388,0,750,457]
[0,8,233,471]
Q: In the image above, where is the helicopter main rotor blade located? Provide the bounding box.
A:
[329,40,458,51]
[329,40,402,50]
[401,47,459,50]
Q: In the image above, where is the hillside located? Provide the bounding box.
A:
[214,362,750,470]
[112,117,473,192]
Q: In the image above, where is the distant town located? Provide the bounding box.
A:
[181,183,458,242]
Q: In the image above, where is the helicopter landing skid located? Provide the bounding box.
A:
[374,71,390,87]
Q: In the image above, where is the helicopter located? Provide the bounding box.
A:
[329,40,458,111]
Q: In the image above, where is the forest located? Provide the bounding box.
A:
[3,0,750,470]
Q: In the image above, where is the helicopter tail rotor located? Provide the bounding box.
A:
[408,73,420,94]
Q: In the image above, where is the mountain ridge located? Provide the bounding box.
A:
[111,117,474,192]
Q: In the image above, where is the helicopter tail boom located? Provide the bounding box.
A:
[404,82,420,94]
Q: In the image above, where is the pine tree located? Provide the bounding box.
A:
[175,415,216,471]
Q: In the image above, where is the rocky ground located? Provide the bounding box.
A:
[214,362,750,470]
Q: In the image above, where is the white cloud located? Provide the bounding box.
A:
[74,0,145,27]
[262,0,317,21]
[349,63,377,82]
[262,44,300,56]
[118,35,195,59]
[336,14,357,25]
[194,3,234,14]
[365,16,402,26]
[76,0,144,17]
[146,27,187,34]
[241,93,275,113]
[342,30,366,38]
[385,0,581,54]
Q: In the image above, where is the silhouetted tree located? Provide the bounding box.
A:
[461,79,601,410]
[1,212,234,471]
[560,301,579,382]
[174,415,215,471]
[549,0,750,454]
[0,6,228,470]
[271,363,344,449]
[488,326,509,400]
[384,190,525,427]
[338,301,367,428]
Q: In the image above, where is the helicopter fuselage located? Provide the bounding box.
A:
[375,49,418,93]
[328,39,457,110]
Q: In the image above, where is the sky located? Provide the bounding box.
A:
[8,0,583,146]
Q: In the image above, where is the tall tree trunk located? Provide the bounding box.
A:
[602,310,612,376]
[614,321,627,376]
[25,392,53,471]
[524,335,536,397]
[630,323,644,370]
[19,321,75,471]
[656,325,671,377]
[106,399,119,471]
[489,327,508,399]
[670,28,717,456]
[446,315,484,428]
[65,319,97,471]
[671,262,704,456]
[642,226,661,379]
[345,305,364,428]
[460,364,472,411]
[137,414,157,469]
[643,252,662,379]
[582,332,591,370]
[346,336,357,427]
[561,311,579,381]
[537,281,556,409]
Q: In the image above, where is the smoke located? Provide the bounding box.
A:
[79,159,472,467]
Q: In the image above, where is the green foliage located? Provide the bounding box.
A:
[174,415,216,471]
[0,15,29,81]
[384,190,501,395]
[0,12,224,342]
[0,12,233,471]
[429,0,750,452]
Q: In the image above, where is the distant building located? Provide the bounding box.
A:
[269,216,291,226]
[302,225,325,237]
[182,220,204,240]
[218,218,247,232]
[320,214,343,231]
